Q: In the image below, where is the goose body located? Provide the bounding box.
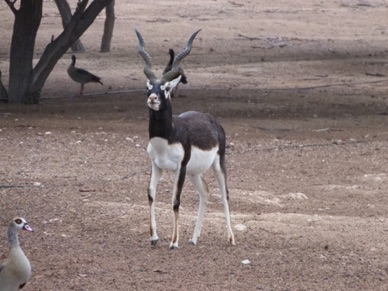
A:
[0,218,32,291]
[67,55,103,96]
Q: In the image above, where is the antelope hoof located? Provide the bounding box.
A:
[229,236,236,246]
[169,242,179,250]
[151,239,159,246]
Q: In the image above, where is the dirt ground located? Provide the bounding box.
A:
[1,0,388,290]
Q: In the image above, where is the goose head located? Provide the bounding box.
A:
[10,217,33,233]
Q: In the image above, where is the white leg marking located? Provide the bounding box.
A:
[170,209,180,250]
[188,174,209,245]
[213,159,236,245]
[149,162,162,245]
[170,168,183,249]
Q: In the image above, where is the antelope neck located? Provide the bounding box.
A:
[149,105,174,140]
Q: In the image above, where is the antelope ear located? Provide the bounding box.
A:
[146,80,153,90]
[164,75,182,90]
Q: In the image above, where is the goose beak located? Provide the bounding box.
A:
[23,224,33,232]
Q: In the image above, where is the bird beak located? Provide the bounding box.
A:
[23,224,33,232]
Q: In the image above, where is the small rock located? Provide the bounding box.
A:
[241,259,251,265]
[288,192,308,200]
[235,224,247,231]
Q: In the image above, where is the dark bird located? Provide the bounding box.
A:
[67,55,103,96]
[163,49,187,97]
[0,217,33,291]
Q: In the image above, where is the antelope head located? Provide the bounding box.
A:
[135,29,201,111]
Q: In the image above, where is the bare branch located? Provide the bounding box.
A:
[5,0,18,15]
[54,0,85,52]
[76,0,89,12]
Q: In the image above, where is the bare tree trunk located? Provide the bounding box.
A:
[100,0,115,52]
[8,0,42,104]
[0,70,8,103]
[54,0,85,52]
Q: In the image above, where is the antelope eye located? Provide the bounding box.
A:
[15,218,22,224]
[165,86,171,92]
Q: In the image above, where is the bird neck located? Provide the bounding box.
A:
[7,228,20,248]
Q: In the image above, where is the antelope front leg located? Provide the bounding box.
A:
[170,165,187,249]
[148,163,162,246]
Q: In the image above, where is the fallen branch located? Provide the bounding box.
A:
[237,33,266,41]
[365,72,385,77]
[0,185,26,188]
[265,139,373,152]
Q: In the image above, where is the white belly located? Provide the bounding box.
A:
[147,138,185,171]
[147,138,218,174]
[186,146,218,175]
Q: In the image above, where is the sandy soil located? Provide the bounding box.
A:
[1,0,388,290]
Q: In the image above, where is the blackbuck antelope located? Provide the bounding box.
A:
[135,29,235,249]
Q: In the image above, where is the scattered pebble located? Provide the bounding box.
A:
[241,259,251,265]
[288,192,308,200]
[235,224,247,231]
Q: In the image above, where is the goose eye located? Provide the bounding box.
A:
[15,218,22,224]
